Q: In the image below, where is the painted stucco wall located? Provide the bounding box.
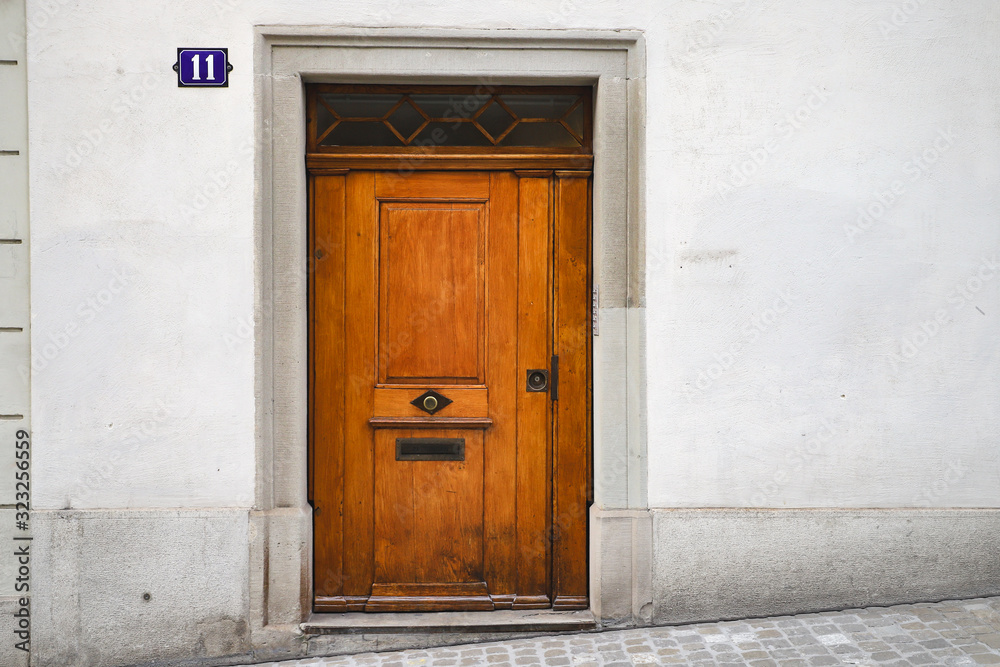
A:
[645,0,1000,508]
[26,0,999,512]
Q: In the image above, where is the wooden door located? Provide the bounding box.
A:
[310,169,590,612]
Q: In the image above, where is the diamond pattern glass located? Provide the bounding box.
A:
[476,101,516,142]
[386,99,427,141]
[310,85,590,150]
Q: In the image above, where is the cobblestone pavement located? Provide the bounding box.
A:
[251,597,1000,666]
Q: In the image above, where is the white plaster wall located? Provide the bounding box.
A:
[645,0,1000,508]
[26,0,1000,510]
[28,0,259,508]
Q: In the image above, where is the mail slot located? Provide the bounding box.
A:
[395,437,465,461]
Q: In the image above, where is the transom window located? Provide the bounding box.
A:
[307,85,592,153]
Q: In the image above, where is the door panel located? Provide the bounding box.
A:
[373,386,488,418]
[311,168,591,612]
[375,170,491,199]
[370,427,489,611]
[378,202,484,384]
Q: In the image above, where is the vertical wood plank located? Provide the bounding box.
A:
[552,172,591,608]
[312,174,347,601]
[308,175,316,508]
[514,174,552,608]
[484,172,519,607]
[343,171,377,608]
[373,428,416,584]
[412,429,485,584]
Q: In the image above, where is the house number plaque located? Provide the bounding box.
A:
[173,48,233,87]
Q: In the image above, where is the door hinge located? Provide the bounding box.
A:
[592,285,599,336]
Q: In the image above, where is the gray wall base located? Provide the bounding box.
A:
[591,506,653,627]
[652,508,1000,625]
[30,507,1000,666]
[31,509,252,667]
[248,506,311,629]
[1,597,29,667]
[31,508,312,667]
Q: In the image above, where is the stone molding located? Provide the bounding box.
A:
[252,26,647,632]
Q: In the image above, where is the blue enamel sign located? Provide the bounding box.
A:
[173,48,232,87]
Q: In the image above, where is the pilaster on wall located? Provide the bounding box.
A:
[0,1,30,665]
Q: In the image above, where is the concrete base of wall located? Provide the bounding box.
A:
[0,597,30,667]
[591,506,653,627]
[28,507,1000,667]
[651,508,1000,625]
[32,509,253,667]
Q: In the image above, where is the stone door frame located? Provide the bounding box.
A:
[251,26,647,632]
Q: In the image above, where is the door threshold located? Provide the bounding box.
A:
[302,609,597,635]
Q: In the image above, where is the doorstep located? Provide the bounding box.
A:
[302,609,597,635]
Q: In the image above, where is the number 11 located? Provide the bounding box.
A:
[190,54,216,82]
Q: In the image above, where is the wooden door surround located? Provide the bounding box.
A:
[308,86,592,614]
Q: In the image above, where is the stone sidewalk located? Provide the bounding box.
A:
[246,597,1000,666]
